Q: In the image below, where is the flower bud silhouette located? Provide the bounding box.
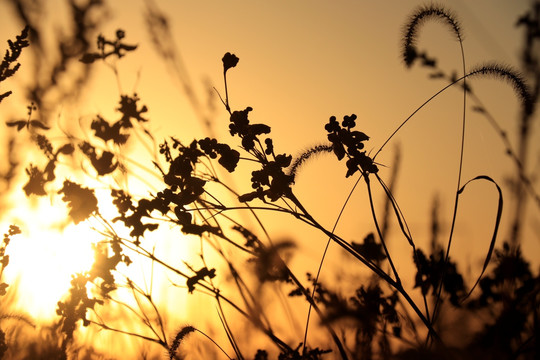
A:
[222,52,239,73]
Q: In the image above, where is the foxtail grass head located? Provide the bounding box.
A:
[402,4,463,67]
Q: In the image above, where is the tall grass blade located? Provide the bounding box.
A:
[457,175,503,300]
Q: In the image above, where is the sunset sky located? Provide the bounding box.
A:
[92,0,537,273]
[0,0,538,357]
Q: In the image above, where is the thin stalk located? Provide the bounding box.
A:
[226,260,273,330]
[146,291,169,347]
[223,71,231,113]
[216,299,244,360]
[193,328,233,360]
[374,71,472,160]
[287,192,393,283]
[365,175,401,285]
[208,177,350,354]
[90,319,166,346]
[375,173,431,323]
[286,268,350,360]
[128,281,163,342]
[302,174,363,357]
[287,192,439,342]
[119,237,293,352]
[430,38,467,340]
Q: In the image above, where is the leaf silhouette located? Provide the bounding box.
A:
[117,94,148,125]
[79,52,101,64]
[29,119,50,130]
[0,91,12,103]
[352,233,387,263]
[186,267,216,293]
[58,143,75,155]
[58,180,98,224]
[91,151,118,175]
[118,43,138,52]
[23,165,47,196]
[5,120,27,131]
[5,119,49,131]
[91,115,129,144]
[80,29,138,63]
[80,142,118,176]
[0,283,8,296]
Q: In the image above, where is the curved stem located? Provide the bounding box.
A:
[374,70,470,160]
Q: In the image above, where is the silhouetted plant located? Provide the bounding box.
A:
[0,26,29,104]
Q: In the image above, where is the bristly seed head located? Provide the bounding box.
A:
[468,63,535,116]
[402,4,463,67]
[288,144,334,181]
[169,325,196,359]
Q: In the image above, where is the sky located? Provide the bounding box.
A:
[97,0,537,270]
[0,0,538,357]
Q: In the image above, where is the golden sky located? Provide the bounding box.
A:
[98,0,537,270]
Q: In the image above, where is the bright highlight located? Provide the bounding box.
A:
[3,196,97,321]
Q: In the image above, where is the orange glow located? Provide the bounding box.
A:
[3,204,95,320]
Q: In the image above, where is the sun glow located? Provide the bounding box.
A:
[3,195,98,321]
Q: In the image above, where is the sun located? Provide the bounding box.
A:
[2,193,99,321]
